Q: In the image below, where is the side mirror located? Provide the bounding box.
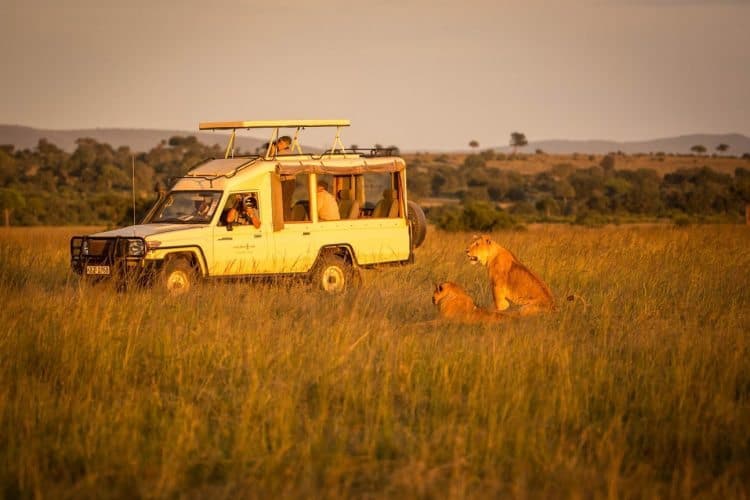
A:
[226,222,233,231]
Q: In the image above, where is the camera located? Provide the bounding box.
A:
[243,196,257,209]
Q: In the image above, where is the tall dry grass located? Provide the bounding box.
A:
[1,225,749,498]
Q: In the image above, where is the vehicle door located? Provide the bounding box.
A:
[267,173,317,273]
[211,191,271,276]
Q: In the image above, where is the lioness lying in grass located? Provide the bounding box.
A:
[432,281,509,324]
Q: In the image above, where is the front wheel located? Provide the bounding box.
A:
[312,254,358,294]
[161,258,196,295]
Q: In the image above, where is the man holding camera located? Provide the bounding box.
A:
[226,194,261,229]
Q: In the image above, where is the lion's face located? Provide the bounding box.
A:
[465,235,496,266]
[432,281,464,305]
[432,282,449,305]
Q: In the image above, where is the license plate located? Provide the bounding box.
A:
[86,265,111,275]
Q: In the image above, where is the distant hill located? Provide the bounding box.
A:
[2,125,749,156]
[0,125,267,154]
[496,133,750,155]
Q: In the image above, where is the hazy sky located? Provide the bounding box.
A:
[1,0,748,150]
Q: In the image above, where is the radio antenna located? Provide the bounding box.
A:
[132,155,136,225]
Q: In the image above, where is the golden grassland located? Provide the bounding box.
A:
[404,152,749,176]
[1,225,749,498]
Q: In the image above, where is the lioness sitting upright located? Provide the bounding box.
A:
[432,281,508,324]
[465,235,555,316]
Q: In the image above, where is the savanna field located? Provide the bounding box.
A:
[1,225,749,498]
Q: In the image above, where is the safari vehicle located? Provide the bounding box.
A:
[70,119,427,294]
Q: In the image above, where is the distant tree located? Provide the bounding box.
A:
[0,188,25,227]
[600,154,616,173]
[535,197,560,217]
[736,168,750,224]
[387,145,401,155]
[716,143,730,155]
[463,154,486,169]
[509,132,528,156]
[431,173,447,196]
[350,144,358,151]
[480,149,495,161]
[0,147,17,184]
[690,145,707,155]
[469,140,479,151]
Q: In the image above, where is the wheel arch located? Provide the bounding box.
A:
[157,247,207,277]
[312,244,358,271]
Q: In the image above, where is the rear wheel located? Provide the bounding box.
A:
[161,258,196,295]
[407,200,427,248]
[312,254,358,294]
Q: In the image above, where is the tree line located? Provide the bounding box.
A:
[1,137,749,228]
[408,151,750,230]
[0,136,223,226]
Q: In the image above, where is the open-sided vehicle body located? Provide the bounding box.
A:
[70,119,426,293]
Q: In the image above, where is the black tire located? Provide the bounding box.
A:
[161,258,196,295]
[407,200,427,248]
[312,253,357,294]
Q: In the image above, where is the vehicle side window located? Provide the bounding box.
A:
[366,172,401,218]
[219,191,261,227]
[284,174,312,222]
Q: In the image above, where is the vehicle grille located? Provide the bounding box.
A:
[87,239,113,257]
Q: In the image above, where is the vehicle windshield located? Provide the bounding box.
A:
[146,191,222,224]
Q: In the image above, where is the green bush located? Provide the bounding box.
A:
[429,202,518,232]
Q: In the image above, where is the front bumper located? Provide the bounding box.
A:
[70,236,150,280]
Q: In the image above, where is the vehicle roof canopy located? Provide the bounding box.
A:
[187,158,255,177]
[172,155,405,191]
[275,157,404,175]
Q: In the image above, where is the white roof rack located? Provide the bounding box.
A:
[199,119,350,130]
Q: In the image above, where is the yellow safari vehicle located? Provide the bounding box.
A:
[70,119,427,294]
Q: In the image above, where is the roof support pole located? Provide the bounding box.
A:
[330,126,345,154]
[265,128,280,158]
[224,129,236,159]
[291,127,303,154]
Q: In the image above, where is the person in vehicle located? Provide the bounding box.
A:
[192,198,211,219]
[316,180,340,221]
[269,136,292,156]
[225,194,261,229]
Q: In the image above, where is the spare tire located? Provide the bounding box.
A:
[407,200,427,248]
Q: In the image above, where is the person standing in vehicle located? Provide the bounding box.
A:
[270,136,292,156]
[316,180,340,221]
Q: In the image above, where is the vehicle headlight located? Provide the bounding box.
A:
[81,241,89,256]
[127,239,145,257]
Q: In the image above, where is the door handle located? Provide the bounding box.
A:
[254,234,262,238]
[303,232,310,236]
[218,237,232,241]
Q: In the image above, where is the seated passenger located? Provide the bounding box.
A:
[316,180,340,221]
